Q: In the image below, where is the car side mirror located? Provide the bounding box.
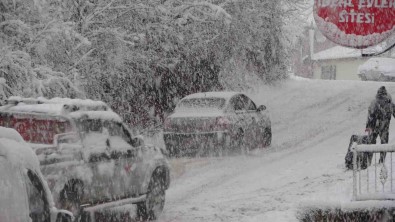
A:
[257,105,266,112]
[54,132,80,147]
[53,209,74,222]
[131,135,145,147]
[56,213,73,222]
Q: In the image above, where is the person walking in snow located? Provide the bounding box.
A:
[366,86,395,163]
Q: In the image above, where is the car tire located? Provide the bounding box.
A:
[136,169,166,221]
[59,180,84,220]
[263,127,272,147]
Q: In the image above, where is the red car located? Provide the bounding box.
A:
[0,97,170,221]
[163,92,271,157]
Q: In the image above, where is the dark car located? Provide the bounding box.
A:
[163,92,271,157]
[0,97,170,221]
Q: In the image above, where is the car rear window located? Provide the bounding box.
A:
[0,114,72,144]
[177,98,226,110]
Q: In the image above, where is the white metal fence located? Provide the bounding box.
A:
[352,143,395,201]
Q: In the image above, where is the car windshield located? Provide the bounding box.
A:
[177,98,226,110]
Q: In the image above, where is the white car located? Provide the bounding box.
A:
[163,92,271,157]
[0,126,73,222]
[358,57,395,81]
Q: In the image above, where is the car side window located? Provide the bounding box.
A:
[231,96,246,111]
[107,122,136,158]
[24,170,50,222]
[241,95,257,111]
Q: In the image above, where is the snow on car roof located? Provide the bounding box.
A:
[0,127,40,170]
[68,110,123,122]
[182,91,240,100]
[8,96,108,107]
[2,97,120,120]
[358,58,395,74]
[6,103,66,115]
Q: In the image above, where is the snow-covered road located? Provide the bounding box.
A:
[152,78,395,222]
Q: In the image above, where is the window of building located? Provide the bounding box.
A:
[321,65,336,80]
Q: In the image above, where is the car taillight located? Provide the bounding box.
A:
[164,118,172,130]
[215,117,230,131]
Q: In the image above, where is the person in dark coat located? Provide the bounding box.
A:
[366,86,395,163]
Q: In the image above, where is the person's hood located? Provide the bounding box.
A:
[376,86,388,99]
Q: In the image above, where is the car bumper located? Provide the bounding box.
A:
[163,131,229,151]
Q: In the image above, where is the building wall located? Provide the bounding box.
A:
[313,59,367,80]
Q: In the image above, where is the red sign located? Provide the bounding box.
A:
[314,0,395,49]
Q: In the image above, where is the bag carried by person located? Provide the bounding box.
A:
[345,134,372,170]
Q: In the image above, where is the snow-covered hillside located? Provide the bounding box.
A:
[152,78,395,222]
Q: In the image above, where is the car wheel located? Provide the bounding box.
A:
[263,127,272,147]
[136,169,166,221]
[59,180,84,220]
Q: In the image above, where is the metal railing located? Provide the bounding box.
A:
[352,143,395,201]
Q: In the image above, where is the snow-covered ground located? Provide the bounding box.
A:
[147,78,395,222]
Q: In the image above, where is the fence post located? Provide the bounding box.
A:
[352,142,357,200]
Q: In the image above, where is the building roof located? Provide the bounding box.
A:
[311,44,392,61]
[312,46,363,61]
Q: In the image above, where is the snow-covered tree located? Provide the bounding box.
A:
[1,0,298,129]
[0,0,84,101]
